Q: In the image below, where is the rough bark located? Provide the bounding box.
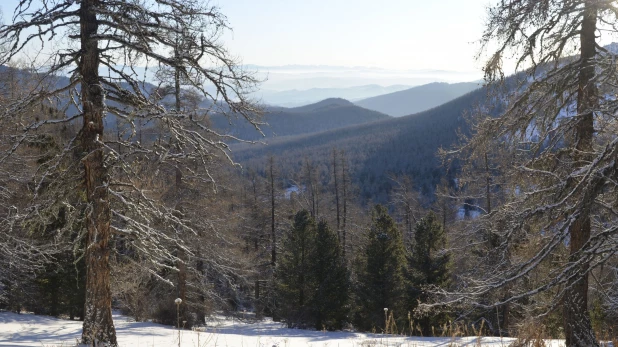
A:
[79,0,117,345]
[563,3,598,346]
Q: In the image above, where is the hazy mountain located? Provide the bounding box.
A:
[254,84,411,107]
[210,98,390,141]
[230,76,520,203]
[286,98,354,112]
[246,64,483,91]
[354,82,481,117]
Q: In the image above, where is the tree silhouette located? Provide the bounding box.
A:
[0,0,261,344]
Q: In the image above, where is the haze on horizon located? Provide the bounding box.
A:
[219,0,491,91]
[219,0,489,72]
[0,0,491,87]
[0,0,503,102]
[217,0,497,95]
[4,0,617,91]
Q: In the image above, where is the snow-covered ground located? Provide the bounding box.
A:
[0,311,565,347]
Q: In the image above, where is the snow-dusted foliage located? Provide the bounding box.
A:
[0,0,262,345]
[438,1,618,345]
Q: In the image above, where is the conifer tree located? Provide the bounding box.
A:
[354,205,407,331]
[312,220,350,330]
[35,251,86,320]
[408,212,451,335]
[276,210,317,327]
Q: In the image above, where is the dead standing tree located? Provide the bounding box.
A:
[0,0,261,345]
[437,1,618,346]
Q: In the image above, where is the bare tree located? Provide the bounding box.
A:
[0,0,261,345]
[0,60,72,311]
[437,1,618,346]
[304,158,320,219]
[389,174,421,241]
[340,149,349,258]
[269,155,277,266]
[332,149,341,242]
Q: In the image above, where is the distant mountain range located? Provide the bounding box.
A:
[0,64,505,203]
[210,98,390,141]
[253,84,410,107]
[354,82,481,117]
[228,78,516,203]
[248,64,483,91]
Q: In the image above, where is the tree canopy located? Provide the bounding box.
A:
[0,0,262,344]
[441,1,618,345]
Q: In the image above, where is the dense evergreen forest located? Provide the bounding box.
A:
[1,0,618,346]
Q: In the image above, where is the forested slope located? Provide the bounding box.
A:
[231,84,500,203]
[210,98,390,141]
[355,81,481,117]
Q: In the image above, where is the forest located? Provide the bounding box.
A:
[1,1,618,347]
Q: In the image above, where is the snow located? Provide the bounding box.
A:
[0,311,567,347]
[456,206,482,220]
[284,185,303,199]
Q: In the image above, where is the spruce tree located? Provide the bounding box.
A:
[408,212,451,335]
[312,220,350,330]
[35,251,86,320]
[355,205,407,331]
[276,210,317,327]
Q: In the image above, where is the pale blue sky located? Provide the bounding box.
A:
[2,0,492,73]
[218,0,491,71]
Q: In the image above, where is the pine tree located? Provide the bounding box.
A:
[276,210,317,327]
[35,251,86,320]
[312,220,350,330]
[408,212,451,336]
[354,205,407,331]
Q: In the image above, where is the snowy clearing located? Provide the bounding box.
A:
[0,311,566,347]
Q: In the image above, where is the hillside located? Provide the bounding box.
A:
[355,81,481,117]
[210,98,391,141]
[230,81,512,203]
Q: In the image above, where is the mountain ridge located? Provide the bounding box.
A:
[211,98,391,141]
[354,81,481,117]
[229,77,517,203]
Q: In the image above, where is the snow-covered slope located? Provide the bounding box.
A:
[0,311,566,347]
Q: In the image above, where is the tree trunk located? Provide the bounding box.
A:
[195,246,206,325]
[484,152,509,335]
[333,149,341,243]
[484,152,491,215]
[563,3,598,346]
[269,156,276,266]
[80,0,118,345]
[564,216,596,346]
[405,200,412,240]
[341,151,347,258]
[177,254,187,327]
[175,63,181,113]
